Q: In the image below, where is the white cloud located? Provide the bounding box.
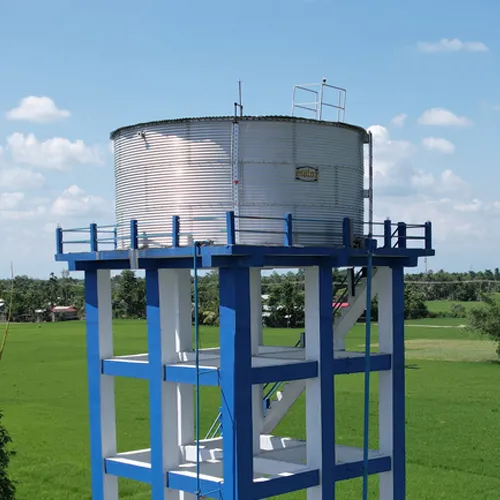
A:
[422,137,456,154]
[417,108,472,127]
[0,168,45,189]
[0,192,24,210]
[441,169,466,192]
[6,133,103,170]
[6,96,71,123]
[367,125,416,177]
[391,113,407,127]
[51,185,111,218]
[416,38,489,53]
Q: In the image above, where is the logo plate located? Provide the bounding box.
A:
[295,166,319,182]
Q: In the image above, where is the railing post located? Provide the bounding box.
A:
[342,217,352,247]
[113,227,118,250]
[90,223,98,252]
[226,211,236,245]
[172,215,180,247]
[130,220,138,250]
[397,222,407,249]
[424,221,432,250]
[384,219,392,248]
[284,213,293,247]
[56,227,63,254]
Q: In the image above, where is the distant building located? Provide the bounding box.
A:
[50,305,79,322]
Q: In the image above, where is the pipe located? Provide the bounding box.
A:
[193,242,201,499]
[362,242,373,500]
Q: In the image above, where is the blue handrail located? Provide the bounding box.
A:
[55,212,433,254]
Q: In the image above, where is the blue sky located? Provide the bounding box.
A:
[0,0,498,277]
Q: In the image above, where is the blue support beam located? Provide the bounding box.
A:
[145,269,167,500]
[219,267,254,500]
[392,265,406,499]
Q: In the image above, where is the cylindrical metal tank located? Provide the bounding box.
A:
[111,116,369,249]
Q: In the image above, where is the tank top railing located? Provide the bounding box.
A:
[55,212,432,255]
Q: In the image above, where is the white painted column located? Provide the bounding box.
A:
[378,266,395,500]
[158,269,195,500]
[305,266,335,500]
[250,268,263,453]
[86,269,118,500]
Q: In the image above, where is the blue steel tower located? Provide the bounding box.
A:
[54,85,434,500]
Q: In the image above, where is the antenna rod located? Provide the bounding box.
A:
[238,80,243,117]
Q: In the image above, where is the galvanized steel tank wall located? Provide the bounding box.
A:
[112,117,368,248]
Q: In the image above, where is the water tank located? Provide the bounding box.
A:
[111,116,369,248]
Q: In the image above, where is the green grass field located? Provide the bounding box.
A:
[425,300,484,316]
[1,319,499,499]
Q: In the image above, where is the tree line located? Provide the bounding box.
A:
[2,267,500,325]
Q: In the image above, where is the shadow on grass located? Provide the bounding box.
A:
[486,359,500,366]
[405,364,421,370]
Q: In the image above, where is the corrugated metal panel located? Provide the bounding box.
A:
[114,120,233,248]
[237,120,365,246]
[113,117,365,248]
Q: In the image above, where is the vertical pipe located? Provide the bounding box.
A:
[226,211,236,245]
[342,217,352,248]
[193,243,201,499]
[172,216,180,247]
[90,223,98,252]
[368,131,374,239]
[130,220,138,250]
[362,245,374,500]
[284,213,293,247]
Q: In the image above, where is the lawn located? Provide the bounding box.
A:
[425,300,484,316]
[0,319,499,499]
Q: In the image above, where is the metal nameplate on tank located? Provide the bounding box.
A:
[295,166,319,182]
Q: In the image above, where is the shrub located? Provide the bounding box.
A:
[466,294,500,359]
[0,410,16,500]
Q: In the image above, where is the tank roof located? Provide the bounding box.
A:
[110,115,369,141]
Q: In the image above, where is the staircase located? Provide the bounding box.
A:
[333,267,379,351]
[205,267,378,439]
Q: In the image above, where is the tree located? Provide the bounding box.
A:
[0,411,16,499]
[466,294,500,359]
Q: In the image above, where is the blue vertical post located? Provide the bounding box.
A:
[90,223,98,252]
[392,265,406,499]
[424,221,432,250]
[397,223,406,249]
[113,227,118,250]
[284,213,293,247]
[56,227,63,254]
[130,220,139,250]
[219,267,253,500]
[85,270,118,500]
[384,219,392,248]
[146,269,166,500]
[172,215,180,247]
[226,211,236,245]
[319,265,335,498]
